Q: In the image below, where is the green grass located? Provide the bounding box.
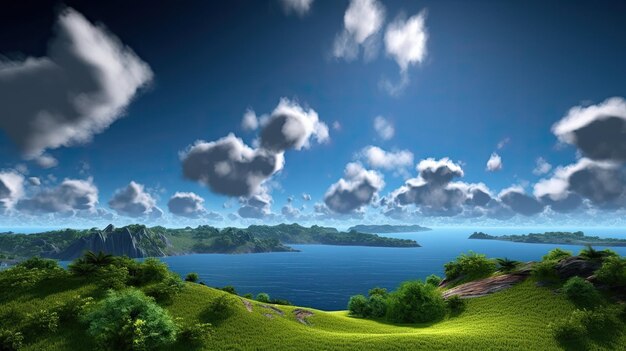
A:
[4,274,624,351]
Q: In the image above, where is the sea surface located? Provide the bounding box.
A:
[154,227,626,310]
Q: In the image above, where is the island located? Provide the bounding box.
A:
[347,224,431,234]
[468,231,626,246]
[0,223,420,261]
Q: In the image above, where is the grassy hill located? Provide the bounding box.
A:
[2,252,625,350]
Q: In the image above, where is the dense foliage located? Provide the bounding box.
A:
[444,251,497,282]
[562,277,600,308]
[83,289,177,350]
[542,248,572,262]
[595,256,626,287]
[470,231,626,246]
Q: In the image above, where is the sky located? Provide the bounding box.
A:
[1,0,626,229]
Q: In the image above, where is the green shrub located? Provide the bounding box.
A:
[550,310,588,349]
[0,329,23,351]
[26,309,59,334]
[446,295,466,315]
[386,280,446,323]
[581,306,623,341]
[177,323,213,346]
[542,248,572,262]
[596,256,626,287]
[143,273,184,305]
[256,293,270,303]
[562,277,600,308]
[16,257,59,270]
[425,274,442,286]
[83,289,176,351]
[207,294,236,321]
[137,258,170,285]
[185,272,199,283]
[269,298,291,305]
[531,260,559,282]
[496,258,520,273]
[368,287,388,297]
[367,295,387,318]
[95,265,129,291]
[348,295,369,317]
[444,251,496,282]
[242,293,253,299]
[55,295,95,322]
[579,245,617,261]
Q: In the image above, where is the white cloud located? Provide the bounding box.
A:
[533,157,552,176]
[109,181,161,218]
[168,192,208,218]
[280,0,314,16]
[35,154,58,169]
[16,178,98,215]
[0,172,25,211]
[373,116,394,140]
[361,146,413,170]
[238,189,273,218]
[486,153,502,172]
[0,8,153,159]
[324,162,384,213]
[241,109,259,131]
[28,177,41,186]
[302,193,312,201]
[333,0,385,61]
[384,11,428,72]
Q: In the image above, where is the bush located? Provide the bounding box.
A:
[579,245,617,261]
[178,323,213,346]
[562,277,600,308]
[0,329,24,351]
[95,265,129,291]
[143,273,184,305]
[137,258,170,285]
[255,293,270,303]
[185,272,199,283]
[496,258,520,273]
[367,294,387,318]
[348,295,369,317]
[550,307,624,348]
[83,289,176,351]
[269,298,291,306]
[242,293,253,299]
[207,294,236,321]
[444,251,496,283]
[386,281,446,323]
[55,295,95,322]
[425,274,442,287]
[26,309,59,334]
[550,310,588,349]
[16,257,59,270]
[543,248,572,262]
[531,260,559,282]
[368,287,388,297]
[596,256,626,287]
[446,295,466,315]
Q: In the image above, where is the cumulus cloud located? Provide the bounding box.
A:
[241,109,259,131]
[417,158,464,184]
[0,8,153,159]
[280,0,314,16]
[302,193,311,201]
[16,178,98,215]
[260,98,329,152]
[28,177,41,186]
[181,134,284,197]
[381,10,427,94]
[35,154,59,169]
[0,172,24,211]
[324,162,384,214]
[534,158,626,210]
[281,203,301,219]
[238,190,273,218]
[552,97,626,161]
[486,153,502,172]
[108,181,161,218]
[533,157,552,176]
[498,186,544,216]
[167,192,208,218]
[333,0,385,61]
[361,145,413,170]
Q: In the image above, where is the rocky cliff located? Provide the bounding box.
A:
[51,224,169,260]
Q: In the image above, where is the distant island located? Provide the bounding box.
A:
[347,224,431,234]
[0,223,419,261]
[468,231,626,246]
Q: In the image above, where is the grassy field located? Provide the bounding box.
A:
[3,273,624,351]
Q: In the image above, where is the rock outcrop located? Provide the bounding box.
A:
[442,272,530,299]
[554,256,601,280]
[51,225,169,260]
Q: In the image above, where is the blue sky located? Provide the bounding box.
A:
[1,0,626,228]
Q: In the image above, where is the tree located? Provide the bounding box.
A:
[83,251,115,266]
[83,289,176,351]
[425,274,442,286]
[386,280,446,323]
[185,272,199,283]
[496,258,520,273]
[368,287,388,297]
[16,257,59,270]
[256,293,270,303]
[347,295,369,317]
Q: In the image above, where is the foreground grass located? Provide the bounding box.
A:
[5,274,624,351]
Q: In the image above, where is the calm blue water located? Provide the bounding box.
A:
[155,227,626,310]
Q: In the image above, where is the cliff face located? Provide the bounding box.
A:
[51,225,169,260]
